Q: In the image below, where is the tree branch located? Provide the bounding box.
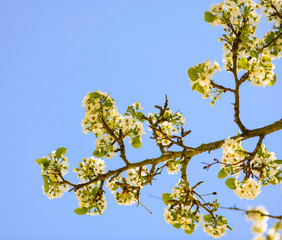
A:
[65,118,282,191]
[210,80,235,93]
[263,31,282,50]
[221,206,282,220]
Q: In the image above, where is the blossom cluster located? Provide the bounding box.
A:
[252,144,281,186]
[221,138,281,199]
[81,91,119,158]
[204,0,280,88]
[246,206,269,235]
[75,184,107,216]
[208,1,261,67]
[36,148,69,199]
[73,157,106,183]
[127,166,149,187]
[246,206,282,240]
[81,91,145,158]
[166,157,182,175]
[247,54,276,87]
[221,137,248,169]
[188,60,222,104]
[163,181,199,233]
[234,177,261,200]
[202,215,228,239]
[260,0,282,27]
[106,175,139,206]
[221,138,262,199]
[163,205,202,235]
[163,180,230,238]
[148,109,185,146]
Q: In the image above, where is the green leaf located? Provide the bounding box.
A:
[89,92,101,99]
[225,178,237,190]
[92,187,99,197]
[203,214,213,223]
[184,225,195,234]
[238,58,249,71]
[95,204,102,215]
[218,168,230,179]
[162,193,173,205]
[204,11,215,23]
[172,223,181,229]
[132,138,142,149]
[74,207,88,215]
[264,31,275,44]
[270,177,279,185]
[104,101,113,108]
[35,158,49,166]
[42,175,50,193]
[55,147,67,158]
[188,68,199,81]
[196,84,205,94]
[218,215,227,224]
[192,83,198,91]
[137,112,145,122]
[274,160,282,164]
[93,149,105,158]
[267,74,276,86]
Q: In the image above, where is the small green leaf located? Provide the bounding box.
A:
[267,74,276,86]
[92,187,99,197]
[93,149,105,158]
[55,147,67,159]
[104,101,113,108]
[264,31,275,44]
[132,138,142,149]
[89,92,101,99]
[137,112,145,122]
[162,193,173,205]
[218,215,227,224]
[225,178,237,190]
[270,177,279,185]
[74,207,88,215]
[204,11,215,23]
[188,68,199,81]
[184,225,195,234]
[274,160,282,164]
[238,58,249,71]
[35,158,49,166]
[192,83,198,91]
[172,223,181,229]
[196,84,205,94]
[42,175,50,193]
[218,168,230,179]
[95,204,102,215]
[203,214,213,223]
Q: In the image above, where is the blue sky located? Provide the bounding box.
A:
[0,0,281,239]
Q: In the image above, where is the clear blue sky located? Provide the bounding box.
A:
[0,1,281,239]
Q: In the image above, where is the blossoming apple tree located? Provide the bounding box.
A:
[36,0,282,239]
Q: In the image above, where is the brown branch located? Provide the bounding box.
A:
[100,112,130,166]
[234,85,248,133]
[239,72,250,85]
[263,31,282,50]
[181,157,191,190]
[230,30,248,132]
[210,80,235,93]
[270,3,282,19]
[148,96,170,154]
[63,118,282,191]
[221,206,282,220]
